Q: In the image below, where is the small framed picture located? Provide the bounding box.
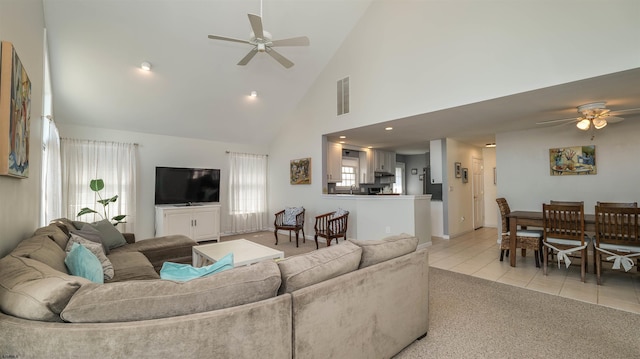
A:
[419,174,424,181]
[455,162,462,178]
[462,168,468,183]
[411,168,418,175]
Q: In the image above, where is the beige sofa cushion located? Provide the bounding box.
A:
[277,241,362,294]
[12,234,69,274]
[349,233,418,268]
[0,255,89,322]
[106,251,159,282]
[60,260,282,323]
[34,224,70,250]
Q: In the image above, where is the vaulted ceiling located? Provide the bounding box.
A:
[43,1,640,153]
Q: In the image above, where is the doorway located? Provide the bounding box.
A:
[472,157,484,229]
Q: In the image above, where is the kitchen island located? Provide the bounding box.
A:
[321,194,431,247]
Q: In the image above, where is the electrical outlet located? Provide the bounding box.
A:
[460,216,465,222]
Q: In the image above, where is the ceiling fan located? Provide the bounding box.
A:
[207,3,310,69]
[536,102,640,131]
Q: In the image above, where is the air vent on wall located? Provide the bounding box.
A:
[337,76,350,116]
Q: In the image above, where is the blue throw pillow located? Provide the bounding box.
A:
[160,253,234,282]
[64,242,104,283]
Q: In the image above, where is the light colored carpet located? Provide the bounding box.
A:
[395,267,640,358]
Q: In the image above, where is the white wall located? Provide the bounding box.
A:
[0,0,45,257]
[57,124,268,240]
[267,0,640,238]
[496,119,640,213]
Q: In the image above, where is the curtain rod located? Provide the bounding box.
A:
[61,138,138,146]
[225,150,268,157]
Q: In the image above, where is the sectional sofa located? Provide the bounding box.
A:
[0,221,429,359]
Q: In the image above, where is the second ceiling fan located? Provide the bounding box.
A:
[208,7,310,69]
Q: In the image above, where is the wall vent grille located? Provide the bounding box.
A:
[337,76,350,116]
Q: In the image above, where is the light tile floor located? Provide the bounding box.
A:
[429,227,640,314]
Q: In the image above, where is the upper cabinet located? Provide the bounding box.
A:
[359,149,375,184]
[327,142,342,183]
[429,139,443,184]
[373,150,396,175]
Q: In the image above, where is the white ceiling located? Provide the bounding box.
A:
[43,1,640,153]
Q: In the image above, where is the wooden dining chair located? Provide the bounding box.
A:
[596,201,638,208]
[594,205,640,284]
[314,209,349,249]
[274,207,305,247]
[496,198,543,267]
[542,202,589,282]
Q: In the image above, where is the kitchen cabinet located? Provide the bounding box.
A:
[359,149,375,184]
[373,150,396,174]
[326,142,342,183]
[155,204,220,242]
[430,139,443,184]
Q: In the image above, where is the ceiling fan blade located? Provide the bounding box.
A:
[536,117,577,125]
[248,14,264,39]
[267,48,294,68]
[208,34,251,45]
[610,107,640,116]
[237,48,259,66]
[271,36,310,47]
[606,116,625,124]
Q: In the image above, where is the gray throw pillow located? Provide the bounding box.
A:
[90,219,127,250]
[73,224,110,254]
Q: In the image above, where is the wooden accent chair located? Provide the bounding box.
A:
[496,198,543,267]
[314,209,349,249]
[274,207,305,247]
[542,202,589,282]
[594,205,640,285]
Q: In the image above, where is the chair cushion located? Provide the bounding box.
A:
[349,233,418,268]
[60,260,281,323]
[515,229,543,238]
[66,234,114,281]
[277,241,362,294]
[283,207,303,225]
[0,255,89,322]
[331,208,348,219]
[64,242,104,283]
[598,242,640,253]
[546,236,591,246]
[12,234,69,274]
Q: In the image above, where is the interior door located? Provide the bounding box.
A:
[472,158,484,229]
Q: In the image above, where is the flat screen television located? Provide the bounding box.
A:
[155,167,220,205]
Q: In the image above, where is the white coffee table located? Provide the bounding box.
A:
[192,239,284,267]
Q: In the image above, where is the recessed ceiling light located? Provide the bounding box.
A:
[250,91,257,97]
[485,143,496,148]
[141,61,152,71]
[385,127,393,131]
[339,141,345,144]
[339,135,346,139]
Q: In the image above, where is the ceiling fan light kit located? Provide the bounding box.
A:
[536,101,640,134]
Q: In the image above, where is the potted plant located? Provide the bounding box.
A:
[77,179,126,225]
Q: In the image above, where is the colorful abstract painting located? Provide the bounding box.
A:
[549,145,596,176]
[0,41,31,178]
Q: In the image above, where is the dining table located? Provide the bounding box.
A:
[506,211,596,267]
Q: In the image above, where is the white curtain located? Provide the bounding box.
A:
[228,152,268,233]
[41,118,62,225]
[60,139,137,233]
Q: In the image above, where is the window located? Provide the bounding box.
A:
[393,163,405,194]
[228,152,268,233]
[337,166,357,187]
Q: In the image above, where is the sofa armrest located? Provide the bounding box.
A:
[122,233,135,244]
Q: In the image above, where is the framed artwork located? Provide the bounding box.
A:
[455,162,462,178]
[462,168,468,183]
[411,168,418,175]
[419,174,424,181]
[0,41,31,178]
[290,157,311,184]
[549,145,596,176]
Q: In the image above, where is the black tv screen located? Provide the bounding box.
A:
[155,167,220,205]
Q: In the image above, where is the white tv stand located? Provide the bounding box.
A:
[155,203,221,242]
